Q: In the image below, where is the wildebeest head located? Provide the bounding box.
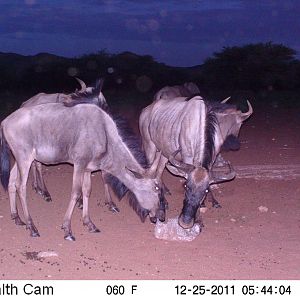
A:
[167,149,235,229]
[124,152,166,223]
[215,99,253,152]
[64,78,108,110]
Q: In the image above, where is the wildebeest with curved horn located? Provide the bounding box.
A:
[151,83,248,207]
[139,94,253,229]
[0,85,164,241]
[20,77,108,204]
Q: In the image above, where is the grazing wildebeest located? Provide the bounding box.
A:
[20,78,108,203]
[139,95,252,229]
[0,86,164,241]
[151,83,245,208]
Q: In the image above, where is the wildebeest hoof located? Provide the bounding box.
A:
[84,222,100,233]
[87,224,100,233]
[30,231,40,238]
[43,195,52,202]
[14,216,26,226]
[34,187,52,202]
[150,216,157,223]
[76,198,83,209]
[106,201,120,213]
[196,221,205,231]
[178,216,194,229]
[109,206,120,213]
[212,201,222,208]
[64,234,76,241]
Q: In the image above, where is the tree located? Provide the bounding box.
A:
[201,42,298,91]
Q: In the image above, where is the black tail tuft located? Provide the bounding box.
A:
[0,131,10,190]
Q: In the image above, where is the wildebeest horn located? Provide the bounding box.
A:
[125,166,144,179]
[75,77,87,92]
[221,96,231,103]
[95,78,104,91]
[240,100,253,121]
[210,161,236,184]
[169,149,195,172]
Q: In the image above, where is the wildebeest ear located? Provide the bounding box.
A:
[95,78,104,93]
[125,166,144,179]
[166,163,188,179]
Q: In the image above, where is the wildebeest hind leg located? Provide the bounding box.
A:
[76,194,83,209]
[206,188,222,208]
[8,163,26,226]
[16,159,40,237]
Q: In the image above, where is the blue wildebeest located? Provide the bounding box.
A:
[0,86,164,241]
[139,95,252,229]
[151,83,245,207]
[20,78,108,204]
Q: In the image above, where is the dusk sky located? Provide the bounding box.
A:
[1,0,299,66]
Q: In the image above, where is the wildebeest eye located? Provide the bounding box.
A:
[183,183,187,188]
[154,185,160,191]
[205,189,209,193]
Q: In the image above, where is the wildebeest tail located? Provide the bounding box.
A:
[0,128,10,190]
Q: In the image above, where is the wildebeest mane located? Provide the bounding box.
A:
[104,114,150,222]
[64,99,98,107]
[202,106,218,169]
[208,101,241,152]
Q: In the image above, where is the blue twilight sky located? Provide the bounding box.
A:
[0,0,299,66]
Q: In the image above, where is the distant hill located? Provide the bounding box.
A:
[0,51,202,96]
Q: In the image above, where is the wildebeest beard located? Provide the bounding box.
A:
[180,174,209,226]
[221,134,241,152]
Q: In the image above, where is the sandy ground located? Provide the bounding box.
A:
[0,102,299,280]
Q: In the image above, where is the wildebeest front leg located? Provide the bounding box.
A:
[8,163,26,226]
[76,171,120,212]
[102,171,119,213]
[82,171,100,233]
[32,161,52,202]
[62,167,83,241]
[149,153,168,224]
[155,155,169,210]
[200,187,221,208]
[214,154,228,167]
[207,188,222,208]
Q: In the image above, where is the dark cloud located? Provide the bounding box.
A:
[0,0,299,66]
